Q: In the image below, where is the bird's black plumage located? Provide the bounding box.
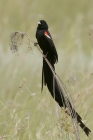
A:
[36,20,91,136]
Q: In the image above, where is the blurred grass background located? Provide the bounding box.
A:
[0,0,93,139]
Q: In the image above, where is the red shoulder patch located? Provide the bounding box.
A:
[44,31,49,36]
[44,31,51,39]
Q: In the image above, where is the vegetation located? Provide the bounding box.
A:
[0,0,93,139]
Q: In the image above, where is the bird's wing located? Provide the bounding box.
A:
[41,31,58,92]
[43,31,58,63]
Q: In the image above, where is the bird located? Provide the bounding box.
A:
[35,20,91,136]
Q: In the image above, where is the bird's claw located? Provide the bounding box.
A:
[34,42,38,46]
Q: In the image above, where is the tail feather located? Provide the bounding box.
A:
[77,113,91,136]
[42,59,91,137]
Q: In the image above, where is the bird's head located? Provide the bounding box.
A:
[37,20,48,30]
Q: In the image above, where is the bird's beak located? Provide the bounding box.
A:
[38,21,41,24]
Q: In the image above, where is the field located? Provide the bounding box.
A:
[0,0,93,139]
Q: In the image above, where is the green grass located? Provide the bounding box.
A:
[0,0,93,139]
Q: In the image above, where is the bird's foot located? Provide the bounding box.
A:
[34,42,38,46]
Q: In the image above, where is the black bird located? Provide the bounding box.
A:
[35,20,91,136]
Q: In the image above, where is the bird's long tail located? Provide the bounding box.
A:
[43,60,91,136]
